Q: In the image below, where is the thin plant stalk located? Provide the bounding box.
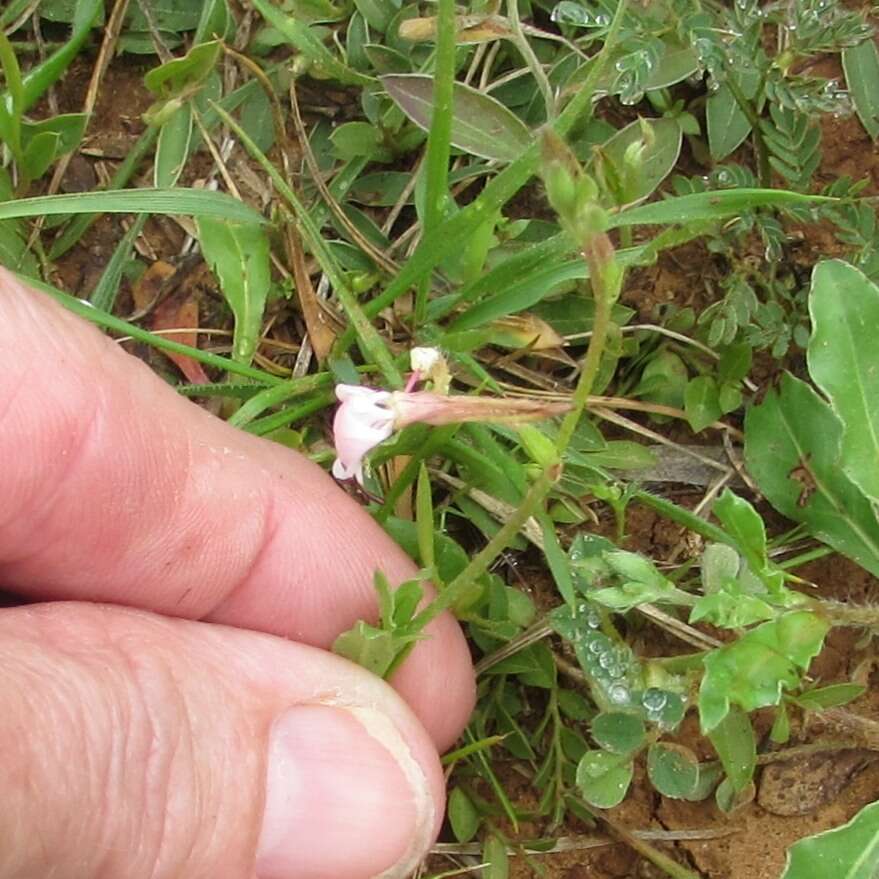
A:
[415,0,456,325]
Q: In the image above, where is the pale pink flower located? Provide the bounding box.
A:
[331,383,571,485]
[331,385,395,483]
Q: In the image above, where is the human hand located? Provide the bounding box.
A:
[0,267,475,879]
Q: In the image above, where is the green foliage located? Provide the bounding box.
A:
[807,260,879,504]
[576,749,634,808]
[646,743,700,799]
[196,218,271,365]
[781,800,879,879]
[332,573,425,678]
[844,39,879,140]
[10,0,879,862]
[699,611,830,733]
[760,104,822,192]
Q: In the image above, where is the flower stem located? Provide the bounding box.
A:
[555,233,619,456]
[410,468,557,630]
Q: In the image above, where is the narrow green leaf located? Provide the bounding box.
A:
[707,707,756,793]
[0,188,265,224]
[416,463,436,574]
[483,835,509,879]
[539,510,577,607]
[807,260,879,504]
[843,39,879,140]
[90,215,147,313]
[792,683,866,711]
[610,190,834,229]
[21,272,281,385]
[382,74,533,162]
[197,218,271,364]
[781,800,879,879]
[154,104,194,187]
[15,0,102,112]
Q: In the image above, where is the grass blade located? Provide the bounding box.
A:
[0,188,265,224]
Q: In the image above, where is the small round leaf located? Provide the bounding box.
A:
[647,742,700,799]
[591,712,646,755]
[576,749,634,808]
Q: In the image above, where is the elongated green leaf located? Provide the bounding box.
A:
[154,105,194,187]
[843,39,879,140]
[592,117,682,206]
[0,188,265,224]
[17,0,103,112]
[708,707,756,793]
[781,800,879,879]
[610,190,833,229]
[197,218,271,364]
[808,260,879,504]
[0,219,39,277]
[744,373,879,577]
[706,68,760,161]
[249,0,373,86]
[383,74,532,162]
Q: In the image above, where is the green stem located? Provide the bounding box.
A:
[415,0,456,325]
[409,469,556,630]
[507,0,555,121]
[555,247,616,455]
[776,545,834,570]
[724,73,771,187]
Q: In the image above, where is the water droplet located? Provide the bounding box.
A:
[595,13,609,25]
[588,638,605,655]
[642,688,668,711]
[608,684,630,705]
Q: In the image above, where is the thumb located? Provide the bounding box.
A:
[0,603,444,879]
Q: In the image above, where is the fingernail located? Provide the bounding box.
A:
[256,704,434,879]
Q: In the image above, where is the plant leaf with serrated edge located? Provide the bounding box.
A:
[699,611,829,733]
[780,800,879,879]
[808,260,879,504]
[197,218,271,364]
[383,74,532,162]
[744,372,879,577]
